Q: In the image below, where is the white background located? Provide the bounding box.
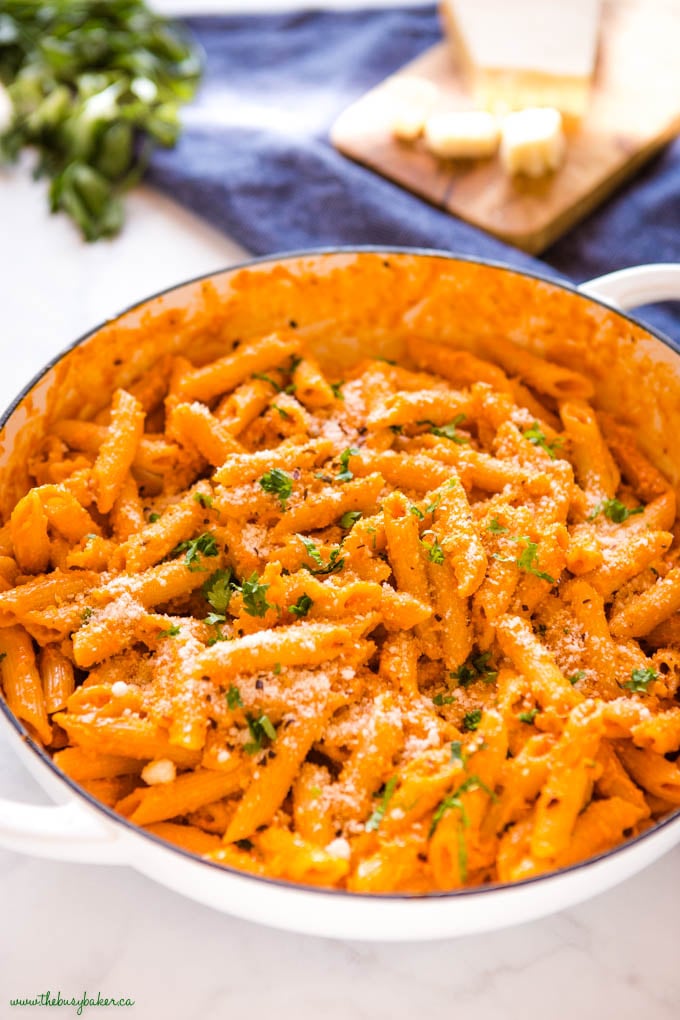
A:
[1,2,679,1018]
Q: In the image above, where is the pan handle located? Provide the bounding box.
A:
[0,794,124,863]
[579,263,680,311]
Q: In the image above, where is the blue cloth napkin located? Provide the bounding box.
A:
[148,7,680,342]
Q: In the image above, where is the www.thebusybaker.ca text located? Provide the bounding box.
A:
[9,991,135,1015]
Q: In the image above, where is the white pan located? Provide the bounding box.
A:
[1,250,679,941]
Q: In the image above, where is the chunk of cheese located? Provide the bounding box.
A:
[440,0,601,118]
[387,76,439,141]
[500,107,565,177]
[424,110,499,159]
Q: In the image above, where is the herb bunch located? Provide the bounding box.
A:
[0,0,201,240]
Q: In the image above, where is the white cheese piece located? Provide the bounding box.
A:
[325,837,352,860]
[440,0,601,118]
[424,110,499,159]
[111,680,129,697]
[387,76,440,141]
[141,758,176,786]
[500,107,565,177]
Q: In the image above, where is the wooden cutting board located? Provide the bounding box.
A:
[331,0,680,254]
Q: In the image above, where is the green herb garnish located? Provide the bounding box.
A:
[289,593,313,618]
[518,708,539,724]
[588,498,644,524]
[567,670,586,686]
[148,512,160,523]
[433,692,457,706]
[226,685,243,710]
[0,0,201,241]
[330,381,345,400]
[239,572,272,618]
[159,623,180,638]
[450,741,465,767]
[462,709,483,732]
[172,532,218,572]
[252,372,282,391]
[194,492,213,509]
[244,713,277,755]
[299,536,345,575]
[202,569,233,616]
[419,414,468,444]
[259,468,293,509]
[337,447,359,482]
[486,517,508,534]
[522,422,563,459]
[366,776,398,832]
[495,539,556,583]
[80,607,93,623]
[429,776,496,879]
[420,532,445,565]
[622,666,657,693]
[272,404,291,420]
[449,651,497,688]
[339,510,362,530]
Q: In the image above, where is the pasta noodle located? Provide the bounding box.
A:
[1,321,679,894]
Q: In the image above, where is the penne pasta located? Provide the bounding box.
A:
[1,310,678,895]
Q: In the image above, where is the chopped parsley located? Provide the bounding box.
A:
[80,607,93,624]
[419,414,468,444]
[299,536,345,575]
[522,422,563,459]
[518,708,539,724]
[172,532,219,572]
[205,612,226,627]
[271,403,291,420]
[588,498,644,524]
[239,572,272,618]
[409,504,425,521]
[259,468,294,509]
[450,740,465,767]
[420,532,445,565]
[244,713,277,755]
[366,776,398,832]
[568,670,586,686]
[273,662,282,675]
[148,512,160,523]
[486,517,508,534]
[433,692,457,706]
[339,510,362,529]
[194,492,213,509]
[203,569,233,616]
[516,541,555,583]
[252,371,282,391]
[289,593,313,618]
[450,651,498,687]
[337,447,359,482]
[330,380,345,400]
[429,776,496,876]
[226,685,243,710]
[622,666,657,693]
[462,709,483,732]
[159,623,180,638]
[495,538,557,583]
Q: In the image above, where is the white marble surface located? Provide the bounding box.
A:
[1,2,680,1017]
